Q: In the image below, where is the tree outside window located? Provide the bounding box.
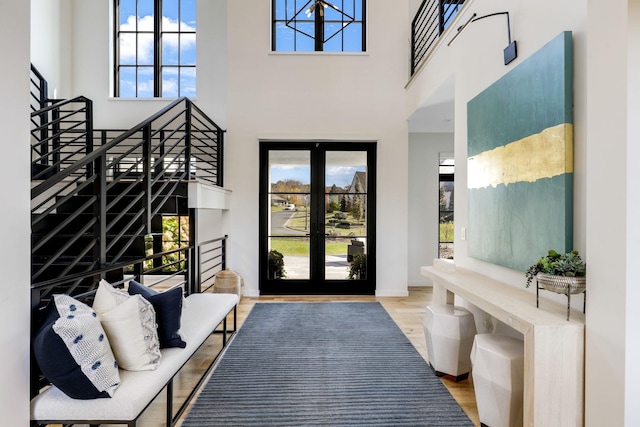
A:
[161,215,189,272]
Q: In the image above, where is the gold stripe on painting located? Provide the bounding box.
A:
[467,123,573,189]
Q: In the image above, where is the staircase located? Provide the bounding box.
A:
[31,181,189,288]
[29,65,224,299]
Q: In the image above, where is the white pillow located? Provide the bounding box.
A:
[93,280,161,371]
[51,294,120,397]
[93,279,129,313]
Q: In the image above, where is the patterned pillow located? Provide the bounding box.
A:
[93,280,161,371]
[33,295,120,399]
[128,280,186,348]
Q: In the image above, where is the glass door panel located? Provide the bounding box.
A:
[324,151,368,280]
[267,150,311,280]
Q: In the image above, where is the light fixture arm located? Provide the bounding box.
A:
[472,12,512,45]
[447,12,477,46]
[447,11,518,65]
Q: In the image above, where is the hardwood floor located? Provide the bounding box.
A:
[62,287,479,426]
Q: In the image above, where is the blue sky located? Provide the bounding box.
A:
[271,165,365,187]
[274,0,364,52]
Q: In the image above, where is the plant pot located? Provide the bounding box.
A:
[536,273,586,295]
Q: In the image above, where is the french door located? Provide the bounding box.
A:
[259,141,376,294]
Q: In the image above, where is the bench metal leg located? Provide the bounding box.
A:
[167,378,174,426]
[222,304,237,347]
[223,316,228,346]
[233,304,237,332]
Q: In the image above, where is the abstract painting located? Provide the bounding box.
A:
[467,31,573,271]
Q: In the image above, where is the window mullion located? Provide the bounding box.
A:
[314,7,323,51]
[114,0,120,96]
[154,0,162,97]
[362,0,366,51]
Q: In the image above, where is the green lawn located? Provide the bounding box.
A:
[271,238,348,256]
[269,209,365,255]
[440,221,454,242]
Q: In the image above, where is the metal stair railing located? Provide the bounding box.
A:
[30,96,94,181]
[195,236,228,294]
[30,65,49,152]
[31,96,225,293]
[30,64,48,112]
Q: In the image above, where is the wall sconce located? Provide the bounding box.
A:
[447,12,518,65]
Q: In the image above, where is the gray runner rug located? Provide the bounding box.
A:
[182,302,474,426]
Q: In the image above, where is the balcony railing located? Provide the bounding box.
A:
[411,0,465,75]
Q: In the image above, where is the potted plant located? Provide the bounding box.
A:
[268,249,286,279]
[525,249,586,293]
[348,253,366,280]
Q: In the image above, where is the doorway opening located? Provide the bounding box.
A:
[259,141,376,294]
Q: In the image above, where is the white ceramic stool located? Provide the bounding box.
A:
[423,303,477,381]
[471,334,525,427]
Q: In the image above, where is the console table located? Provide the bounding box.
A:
[421,264,584,427]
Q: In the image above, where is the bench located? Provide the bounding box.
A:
[30,291,239,427]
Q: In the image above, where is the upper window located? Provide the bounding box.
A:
[114,0,196,98]
[272,0,366,52]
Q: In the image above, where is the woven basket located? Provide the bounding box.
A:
[214,269,241,296]
[536,273,586,295]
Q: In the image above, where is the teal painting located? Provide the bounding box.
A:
[467,31,573,272]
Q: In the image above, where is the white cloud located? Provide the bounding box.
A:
[119,15,196,64]
[137,78,154,94]
[162,78,177,93]
[326,166,356,176]
[276,165,307,170]
[326,166,359,187]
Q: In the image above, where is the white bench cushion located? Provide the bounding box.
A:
[31,292,238,423]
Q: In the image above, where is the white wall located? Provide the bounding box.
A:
[194,0,228,128]
[626,2,640,424]
[31,0,72,99]
[408,132,453,286]
[586,1,638,425]
[227,0,410,296]
[194,209,224,245]
[1,2,32,425]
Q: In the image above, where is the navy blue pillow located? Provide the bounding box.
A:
[33,298,120,399]
[128,280,186,349]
